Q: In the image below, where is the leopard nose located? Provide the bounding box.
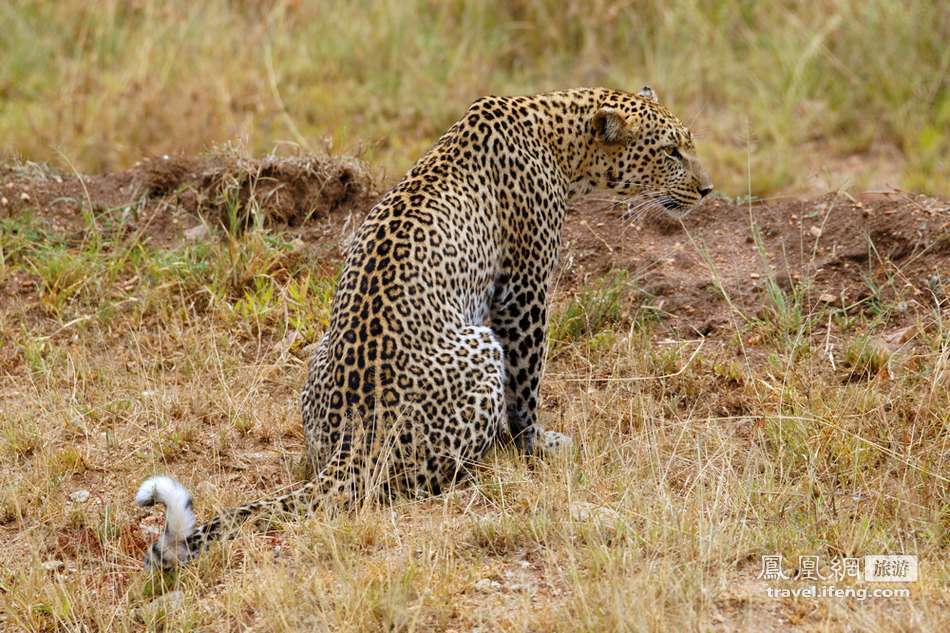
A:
[699,186,713,198]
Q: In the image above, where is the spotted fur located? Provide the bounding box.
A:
[138,87,711,568]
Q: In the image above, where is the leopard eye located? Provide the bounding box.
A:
[667,146,683,159]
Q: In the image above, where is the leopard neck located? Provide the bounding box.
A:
[518,89,609,198]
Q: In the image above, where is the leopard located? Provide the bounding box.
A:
[135,86,713,568]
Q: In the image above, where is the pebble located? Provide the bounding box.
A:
[882,325,916,347]
[569,501,620,524]
[474,578,502,593]
[41,560,64,572]
[69,489,91,504]
[184,223,209,241]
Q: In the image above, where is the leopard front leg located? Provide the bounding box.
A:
[489,273,571,455]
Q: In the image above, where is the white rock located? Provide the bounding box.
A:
[883,325,916,346]
[474,578,502,593]
[41,560,64,572]
[184,223,209,242]
[69,489,91,504]
[570,501,620,523]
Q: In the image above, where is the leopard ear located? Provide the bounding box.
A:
[638,85,658,103]
[591,108,635,144]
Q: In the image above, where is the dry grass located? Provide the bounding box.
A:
[1,0,948,195]
[1,1,948,628]
[1,201,947,630]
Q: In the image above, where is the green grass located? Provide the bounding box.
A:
[550,271,631,344]
[1,0,947,195]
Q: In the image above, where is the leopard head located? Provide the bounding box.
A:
[583,86,713,217]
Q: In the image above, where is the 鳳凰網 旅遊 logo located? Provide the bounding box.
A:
[757,554,917,601]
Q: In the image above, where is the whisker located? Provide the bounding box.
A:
[620,191,668,222]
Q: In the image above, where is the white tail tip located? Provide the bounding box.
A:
[136,475,196,542]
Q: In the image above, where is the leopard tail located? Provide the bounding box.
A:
[135,474,335,569]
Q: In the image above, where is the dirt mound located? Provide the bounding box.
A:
[560,192,949,336]
[131,149,374,228]
[0,148,377,244]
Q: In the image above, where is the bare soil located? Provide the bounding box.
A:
[3,154,946,341]
[561,192,949,337]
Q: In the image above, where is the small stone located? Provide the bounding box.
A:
[19,192,30,202]
[41,560,64,572]
[570,501,620,523]
[1,197,7,206]
[474,578,502,593]
[69,489,91,504]
[818,293,837,304]
[750,272,761,280]
[809,225,822,238]
[184,223,208,242]
[883,325,916,347]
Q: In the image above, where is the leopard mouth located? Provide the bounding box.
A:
[659,196,702,220]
